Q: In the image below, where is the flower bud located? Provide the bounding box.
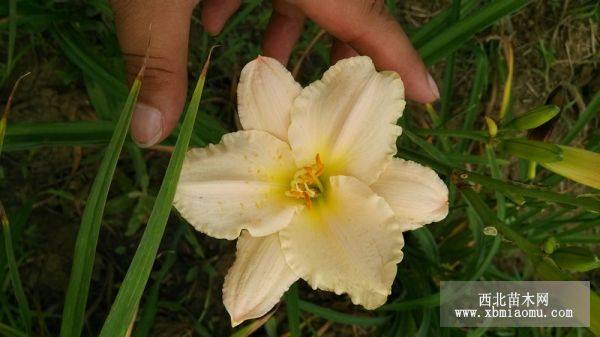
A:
[552,246,600,273]
[501,139,563,163]
[484,116,498,137]
[541,145,600,189]
[506,105,560,131]
[543,237,558,254]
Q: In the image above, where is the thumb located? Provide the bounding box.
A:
[111,0,197,147]
[292,0,439,103]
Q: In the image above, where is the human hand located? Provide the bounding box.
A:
[110,0,440,147]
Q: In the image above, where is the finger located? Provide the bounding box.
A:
[262,0,305,65]
[201,0,241,35]
[111,0,197,147]
[330,38,359,64]
[292,0,439,103]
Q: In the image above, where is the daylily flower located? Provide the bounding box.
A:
[174,56,449,326]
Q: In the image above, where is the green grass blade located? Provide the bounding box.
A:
[299,300,388,326]
[455,170,600,212]
[50,25,128,103]
[84,74,125,120]
[284,283,301,337]
[133,224,185,337]
[468,236,501,281]
[439,0,461,123]
[2,0,16,85]
[460,188,600,335]
[561,89,600,145]
[98,52,213,337]
[405,147,600,209]
[59,70,143,337]
[0,322,27,337]
[412,128,487,141]
[460,188,539,259]
[486,145,506,217]
[0,73,30,155]
[411,228,439,265]
[4,121,115,151]
[403,129,450,163]
[378,293,440,311]
[440,53,456,123]
[419,0,528,66]
[0,203,32,336]
[410,0,478,49]
[458,46,488,153]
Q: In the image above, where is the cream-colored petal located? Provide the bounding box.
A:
[370,158,449,231]
[238,56,302,141]
[279,175,404,309]
[288,56,405,184]
[223,232,298,327]
[174,130,302,240]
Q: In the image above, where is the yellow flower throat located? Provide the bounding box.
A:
[285,154,324,208]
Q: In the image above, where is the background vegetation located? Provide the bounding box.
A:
[0,0,599,336]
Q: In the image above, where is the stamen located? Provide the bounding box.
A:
[285,154,325,208]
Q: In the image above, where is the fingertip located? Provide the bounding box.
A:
[262,3,305,65]
[201,0,241,35]
[130,67,188,147]
[131,102,164,148]
[397,71,439,103]
[262,17,304,65]
[425,73,440,102]
[398,65,440,103]
[131,83,187,147]
[330,39,359,65]
[201,13,223,36]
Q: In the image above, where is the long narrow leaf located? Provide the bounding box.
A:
[455,170,600,212]
[0,203,31,336]
[50,25,128,102]
[59,66,143,337]
[439,0,461,123]
[0,322,27,337]
[98,51,213,337]
[419,0,528,65]
[458,46,488,152]
[378,294,440,312]
[460,188,600,335]
[2,0,17,84]
[299,300,389,326]
[561,89,600,145]
[132,224,186,337]
[4,121,115,151]
[0,73,30,154]
[284,283,301,337]
[410,0,478,49]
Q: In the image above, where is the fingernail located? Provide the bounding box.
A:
[427,73,440,100]
[131,102,164,148]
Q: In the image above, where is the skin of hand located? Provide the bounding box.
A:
[109,0,440,148]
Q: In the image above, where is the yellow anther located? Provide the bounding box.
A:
[285,154,325,208]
